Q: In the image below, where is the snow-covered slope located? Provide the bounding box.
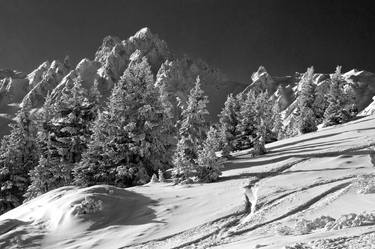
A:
[1,115,375,249]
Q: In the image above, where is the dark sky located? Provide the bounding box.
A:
[1,0,375,82]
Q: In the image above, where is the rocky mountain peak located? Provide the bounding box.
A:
[131,27,153,41]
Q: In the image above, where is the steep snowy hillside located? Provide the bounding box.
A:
[1,115,375,249]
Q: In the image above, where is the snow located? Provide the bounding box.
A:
[2,115,375,248]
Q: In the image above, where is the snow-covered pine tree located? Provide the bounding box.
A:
[25,80,98,199]
[75,57,170,187]
[253,118,267,155]
[157,80,176,167]
[235,90,271,155]
[177,76,209,160]
[312,83,330,123]
[172,76,210,182]
[54,79,96,170]
[253,91,274,142]
[25,136,61,200]
[218,93,241,158]
[0,99,38,214]
[196,126,224,182]
[236,91,255,149]
[73,112,112,186]
[172,136,195,183]
[342,83,358,119]
[323,66,353,126]
[271,102,283,140]
[296,67,317,134]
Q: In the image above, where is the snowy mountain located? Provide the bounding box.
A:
[2,29,375,140]
[0,28,247,138]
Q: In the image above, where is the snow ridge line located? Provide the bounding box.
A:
[229,181,353,237]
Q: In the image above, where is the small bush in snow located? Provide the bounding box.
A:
[73,196,103,215]
[354,174,375,194]
[328,212,375,230]
[284,243,311,249]
[279,212,375,236]
[295,219,314,235]
[276,225,294,235]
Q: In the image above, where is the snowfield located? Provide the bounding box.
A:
[1,115,375,249]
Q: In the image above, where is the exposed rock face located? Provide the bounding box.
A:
[359,96,375,116]
[155,57,244,119]
[95,27,171,87]
[92,28,245,120]
[0,69,29,137]
[21,60,71,108]
[50,58,101,102]
[343,69,375,111]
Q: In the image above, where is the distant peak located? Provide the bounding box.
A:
[257,65,268,74]
[0,68,26,79]
[102,35,121,48]
[133,27,153,40]
[251,65,270,83]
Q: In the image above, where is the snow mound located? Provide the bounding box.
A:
[0,185,158,248]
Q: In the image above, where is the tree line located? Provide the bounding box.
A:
[0,60,357,214]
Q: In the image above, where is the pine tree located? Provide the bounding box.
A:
[0,99,38,213]
[296,67,317,134]
[235,90,271,155]
[74,57,171,187]
[25,80,98,199]
[236,91,257,149]
[218,93,241,158]
[271,102,283,140]
[157,81,176,167]
[323,66,354,126]
[25,138,61,200]
[177,76,209,160]
[196,127,224,182]
[172,77,210,182]
[253,91,274,142]
[172,136,195,182]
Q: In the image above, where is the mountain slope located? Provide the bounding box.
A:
[1,115,375,249]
